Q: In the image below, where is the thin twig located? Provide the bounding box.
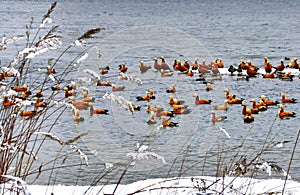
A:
[282,129,300,194]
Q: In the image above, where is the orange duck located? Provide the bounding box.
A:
[214,100,228,111]
[172,104,186,110]
[136,92,151,101]
[82,90,95,102]
[205,83,213,91]
[278,104,296,119]
[262,69,277,79]
[183,59,190,70]
[34,98,47,108]
[224,88,233,99]
[227,95,244,104]
[260,95,279,106]
[277,59,285,71]
[238,59,247,70]
[279,72,293,81]
[19,90,31,100]
[69,97,89,110]
[172,104,190,114]
[96,80,111,86]
[130,102,141,111]
[112,85,125,91]
[51,84,62,91]
[169,95,184,105]
[0,73,5,81]
[3,95,16,107]
[66,81,76,90]
[64,87,76,98]
[161,116,178,127]
[245,61,259,77]
[155,105,175,117]
[198,60,210,73]
[173,59,178,70]
[288,58,298,69]
[193,93,212,105]
[153,57,161,71]
[191,58,199,70]
[99,66,110,75]
[74,109,84,122]
[211,111,227,124]
[128,102,135,114]
[147,103,158,113]
[174,60,188,72]
[139,60,151,73]
[173,107,190,115]
[149,88,155,99]
[281,92,297,103]
[47,65,56,75]
[243,114,254,123]
[20,109,36,117]
[12,84,28,92]
[242,102,258,115]
[34,89,44,98]
[217,58,224,68]
[89,103,109,115]
[0,71,14,78]
[264,57,273,73]
[47,68,56,75]
[249,99,266,112]
[160,56,171,70]
[118,63,128,73]
[166,84,176,93]
[210,62,220,75]
[186,69,194,77]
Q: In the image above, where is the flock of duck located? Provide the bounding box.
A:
[136,56,298,126]
[85,56,298,126]
[1,55,298,128]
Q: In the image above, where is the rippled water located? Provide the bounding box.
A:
[1,0,300,185]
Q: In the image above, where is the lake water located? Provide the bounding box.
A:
[0,0,299,186]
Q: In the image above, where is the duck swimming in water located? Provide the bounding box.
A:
[278,104,296,119]
[281,92,297,103]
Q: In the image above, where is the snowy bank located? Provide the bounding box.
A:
[1,176,300,195]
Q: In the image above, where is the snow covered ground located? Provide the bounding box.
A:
[1,176,300,195]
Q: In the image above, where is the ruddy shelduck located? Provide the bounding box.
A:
[260,95,279,106]
[250,99,267,111]
[243,114,254,123]
[166,84,176,93]
[89,103,109,115]
[161,116,178,127]
[20,109,36,117]
[64,87,76,98]
[281,93,296,103]
[160,56,171,70]
[193,93,211,105]
[12,84,28,92]
[278,104,296,119]
[155,105,175,117]
[139,60,151,73]
[211,111,227,124]
[169,95,183,105]
[74,109,84,122]
[112,85,125,91]
[214,100,228,111]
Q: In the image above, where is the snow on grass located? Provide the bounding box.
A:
[1,176,300,195]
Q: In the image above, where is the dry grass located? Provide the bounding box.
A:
[0,1,104,190]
